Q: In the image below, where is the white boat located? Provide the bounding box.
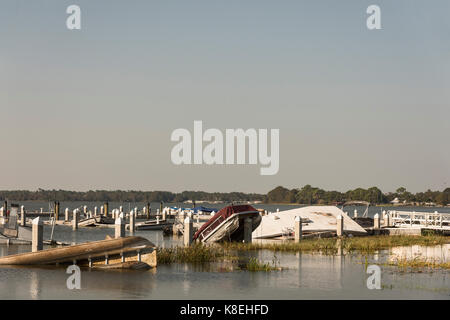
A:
[253,206,367,239]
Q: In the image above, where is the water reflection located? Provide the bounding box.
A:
[0,228,449,299]
[30,270,40,300]
[389,244,450,262]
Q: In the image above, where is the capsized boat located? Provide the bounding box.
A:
[193,205,261,243]
[131,219,173,231]
[253,206,367,239]
[0,236,157,269]
[78,215,115,227]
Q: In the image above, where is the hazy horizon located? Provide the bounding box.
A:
[1,0,449,194]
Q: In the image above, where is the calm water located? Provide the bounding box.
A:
[0,201,449,299]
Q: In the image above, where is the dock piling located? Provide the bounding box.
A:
[32,217,43,252]
[294,216,302,242]
[72,209,79,231]
[94,206,98,216]
[129,209,135,234]
[336,214,344,237]
[20,205,26,226]
[385,212,391,227]
[353,209,358,218]
[115,217,125,238]
[374,213,380,229]
[184,216,193,246]
[104,202,109,217]
[146,202,150,220]
[65,208,69,222]
[54,201,60,220]
[243,217,252,243]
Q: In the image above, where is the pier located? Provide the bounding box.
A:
[389,210,450,230]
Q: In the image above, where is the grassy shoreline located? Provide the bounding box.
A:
[222,235,449,254]
[157,235,450,266]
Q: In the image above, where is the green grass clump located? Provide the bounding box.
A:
[244,257,278,272]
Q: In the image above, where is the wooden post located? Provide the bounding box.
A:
[294,216,302,242]
[64,208,69,222]
[162,209,166,221]
[3,201,7,216]
[83,205,87,216]
[146,202,150,220]
[353,209,358,218]
[184,216,193,246]
[129,209,135,234]
[244,217,252,243]
[94,206,98,216]
[72,209,79,231]
[100,205,104,215]
[336,214,343,237]
[104,202,109,217]
[20,205,26,226]
[32,217,43,252]
[115,217,125,238]
[160,202,163,218]
[54,201,59,221]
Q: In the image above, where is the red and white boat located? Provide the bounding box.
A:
[193,204,261,243]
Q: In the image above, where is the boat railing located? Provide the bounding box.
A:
[197,215,226,241]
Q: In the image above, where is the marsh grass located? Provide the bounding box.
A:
[157,243,230,264]
[387,257,450,270]
[221,235,449,255]
[156,236,449,267]
[244,257,279,272]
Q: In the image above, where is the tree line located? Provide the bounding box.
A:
[0,189,264,203]
[1,186,449,206]
[266,185,450,206]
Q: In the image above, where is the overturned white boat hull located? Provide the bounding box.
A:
[253,206,367,239]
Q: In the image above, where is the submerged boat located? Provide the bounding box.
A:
[253,206,367,239]
[0,236,156,269]
[131,219,173,231]
[193,205,261,243]
[78,215,115,227]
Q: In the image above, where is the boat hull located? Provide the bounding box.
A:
[200,212,261,243]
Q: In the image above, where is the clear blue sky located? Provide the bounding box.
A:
[0,0,449,193]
